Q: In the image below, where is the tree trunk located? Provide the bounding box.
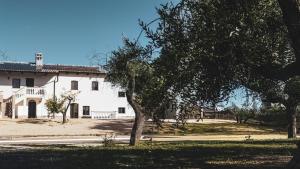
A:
[126,72,146,146]
[287,104,297,139]
[277,0,300,80]
[62,99,72,124]
[278,1,300,168]
[287,142,300,169]
[62,112,67,124]
[129,107,146,146]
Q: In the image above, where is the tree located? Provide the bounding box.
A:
[225,102,256,124]
[142,0,300,137]
[142,0,293,118]
[106,39,170,146]
[274,1,300,168]
[45,92,75,124]
[140,0,299,167]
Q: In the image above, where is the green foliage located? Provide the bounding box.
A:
[225,102,288,125]
[225,105,256,123]
[45,97,66,116]
[45,92,77,116]
[106,38,172,117]
[102,133,116,147]
[142,0,293,107]
[106,39,152,91]
[256,106,287,125]
[285,76,300,102]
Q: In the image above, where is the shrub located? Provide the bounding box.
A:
[256,106,287,126]
[102,133,116,147]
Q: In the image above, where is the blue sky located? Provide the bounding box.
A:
[0,0,258,107]
[0,0,177,65]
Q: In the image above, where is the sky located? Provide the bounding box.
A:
[0,0,177,65]
[0,0,259,108]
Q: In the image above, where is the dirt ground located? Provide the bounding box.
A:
[0,118,290,141]
[0,118,134,137]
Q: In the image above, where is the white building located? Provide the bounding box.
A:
[0,53,135,119]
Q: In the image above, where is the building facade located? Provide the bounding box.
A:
[0,53,135,119]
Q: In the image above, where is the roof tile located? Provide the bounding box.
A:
[0,62,105,74]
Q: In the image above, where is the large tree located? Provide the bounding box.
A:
[142,0,294,116]
[141,0,299,167]
[106,39,170,145]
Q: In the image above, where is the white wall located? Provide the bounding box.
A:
[0,72,53,99]
[0,72,135,119]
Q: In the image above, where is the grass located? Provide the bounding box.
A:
[143,122,286,136]
[0,139,298,169]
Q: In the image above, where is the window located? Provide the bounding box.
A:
[83,106,90,116]
[92,81,98,91]
[71,81,78,90]
[26,78,34,87]
[12,79,21,88]
[118,91,126,97]
[118,107,126,114]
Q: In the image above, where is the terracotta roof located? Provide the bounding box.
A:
[0,62,105,74]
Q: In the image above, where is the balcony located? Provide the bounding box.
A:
[15,87,46,103]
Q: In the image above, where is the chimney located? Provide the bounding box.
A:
[35,53,43,70]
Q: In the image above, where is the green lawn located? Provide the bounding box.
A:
[143,122,286,136]
[0,140,298,169]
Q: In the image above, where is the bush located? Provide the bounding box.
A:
[102,133,116,147]
[256,107,287,126]
[225,107,256,124]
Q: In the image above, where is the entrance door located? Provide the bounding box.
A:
[70,103,79,118]
[5,102,12,118]
[28,100,36,118]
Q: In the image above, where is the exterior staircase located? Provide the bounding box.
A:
[1,87,45,119]
[14,87,45,104]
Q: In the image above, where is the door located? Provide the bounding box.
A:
[28,100,36,118]
[5,102,12,118]
[70,103,79,118]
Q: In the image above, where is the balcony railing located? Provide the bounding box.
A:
[91,111,117,119]
[15,87,46,103]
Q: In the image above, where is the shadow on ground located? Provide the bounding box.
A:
[90,120,133,134]
[0,140,296,169]
[16,119,61,124]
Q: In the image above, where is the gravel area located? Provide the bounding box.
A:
[0,118,291,141]
[0,118,133,137]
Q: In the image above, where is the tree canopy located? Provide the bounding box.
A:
[142,0,294,106]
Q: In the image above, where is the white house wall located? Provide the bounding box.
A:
[0,72,135,119]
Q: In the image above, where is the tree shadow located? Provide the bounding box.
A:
[0,144,292,169]
[90,120,134,135]
[16,119,60,125]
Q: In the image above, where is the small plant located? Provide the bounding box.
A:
[245,135,253,141]
[45,91,78,124]
[102,133,116,147]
